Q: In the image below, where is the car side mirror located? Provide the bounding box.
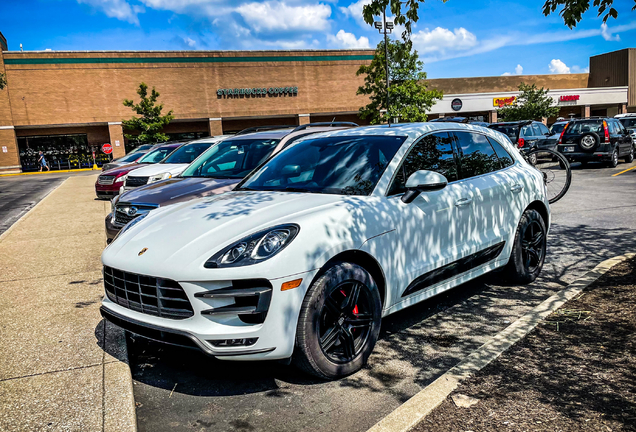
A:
[401,170,448,203]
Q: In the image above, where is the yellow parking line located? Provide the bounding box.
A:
[612,165,636,177]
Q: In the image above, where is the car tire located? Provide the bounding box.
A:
[293,262,382,380]
[527,152,538,166]
[503,209,547,284]
[624,147,634,163]
[607,148,619,168]
[579,133,599,151]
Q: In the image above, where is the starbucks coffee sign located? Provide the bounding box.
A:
[217,86,298,98]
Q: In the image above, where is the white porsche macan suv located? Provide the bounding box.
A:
[101,123,550,379]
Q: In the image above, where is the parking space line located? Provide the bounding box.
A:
[612,165,636,177]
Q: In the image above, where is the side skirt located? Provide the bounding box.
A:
[401,242,506,298]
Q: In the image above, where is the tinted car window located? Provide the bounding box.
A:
[619,118,636,129]
[137,147,175,163]
[489,124,520,141]
[532,124,543,136]
[454,132,501,179]
[116,152,144,163]
[567,120,603,134]
[181,139,280,179]
[388,132,458,195]
[520,124,533,138]
[486,136,514,168]
[550,123,567,135]
[162,142,212,164]
[240,136,405,196]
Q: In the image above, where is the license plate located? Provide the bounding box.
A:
[563,146,575,152]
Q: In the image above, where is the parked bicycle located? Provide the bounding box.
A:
[523,148,572,204]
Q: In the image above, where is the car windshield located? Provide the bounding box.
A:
[137,147,175,164]
[238,135,406,196]
[116,152,144,163]
[162,142,213,164]
[619,118,636,129]
[550,123,567,135]
[181,138,280,179]
[489,124,520,140]
[566,120,603,134]
[135,144,155,152]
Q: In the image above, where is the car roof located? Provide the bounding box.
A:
[301,122,503,142]
[224,128,296,141]
[490,121,535,126]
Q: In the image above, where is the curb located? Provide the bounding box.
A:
[0,168,97,177]
[366,253,636,432]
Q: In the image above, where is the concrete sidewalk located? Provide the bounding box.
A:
[0,175,136,431]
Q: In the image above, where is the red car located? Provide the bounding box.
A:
[95,143,181,199]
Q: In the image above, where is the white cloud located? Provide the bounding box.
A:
[571,65,590,73]
[601,23,620,41]
[328,29,370,48]
[77,0,142,24]
[411,27,477,54]
[235,2,332,33]
[549,59,571,74]
[339,0,371,27]
[502,64,523,76]
[183,37,196,47]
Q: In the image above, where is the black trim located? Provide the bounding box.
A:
[402,242,505,298]
[100,306,275,357]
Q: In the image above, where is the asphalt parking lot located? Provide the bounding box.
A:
[123,161,636,432]
[0,171,95,236]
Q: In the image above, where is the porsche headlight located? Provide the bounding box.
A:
[204,224,299,268]
[112,213,148,243]
[148,172,172,183]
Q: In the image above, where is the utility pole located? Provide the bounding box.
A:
[375,9,393,124]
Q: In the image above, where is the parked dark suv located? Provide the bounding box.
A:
[556,118,633,167]
[488,120,556,163]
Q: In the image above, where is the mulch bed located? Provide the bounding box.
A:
[413,257,636,432]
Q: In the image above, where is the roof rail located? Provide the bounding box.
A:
[234,125,295,136]
[291,122,359,132]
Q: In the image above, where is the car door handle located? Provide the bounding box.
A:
[455,197,472,207]
[511,184,523,193]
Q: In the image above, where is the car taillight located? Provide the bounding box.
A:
[518,138,525,148]
[558,123,568,145]
[603,120,610,142]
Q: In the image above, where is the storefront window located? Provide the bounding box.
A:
[17,134,108,172]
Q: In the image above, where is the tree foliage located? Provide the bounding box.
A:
[0,73,6,90]
[122,83,174,144]
[497,83,560,121]
[364,0,634,33]
[542,0,635,28]
[363,0,449,40]
[357,39,442,125]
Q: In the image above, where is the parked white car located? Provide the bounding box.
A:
[120,136,228,192]
[101,123,550,379]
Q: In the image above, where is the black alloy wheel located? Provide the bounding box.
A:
[521,220,545,274]
[624,147,634,163]
[504,209,547,284]
[293,262,382,379]
[318,281,374,364]
[608,148,619,168]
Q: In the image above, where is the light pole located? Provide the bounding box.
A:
[375,10,393,124]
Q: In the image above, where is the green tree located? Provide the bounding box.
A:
[542,0,635,28]
[122,83,174,145]
[0,72,6,90]
[357,39,442,125]
[497,83,560,121]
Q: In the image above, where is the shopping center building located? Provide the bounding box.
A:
[0,29,633,173]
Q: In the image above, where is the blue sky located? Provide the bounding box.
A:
[1,0,635,78]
